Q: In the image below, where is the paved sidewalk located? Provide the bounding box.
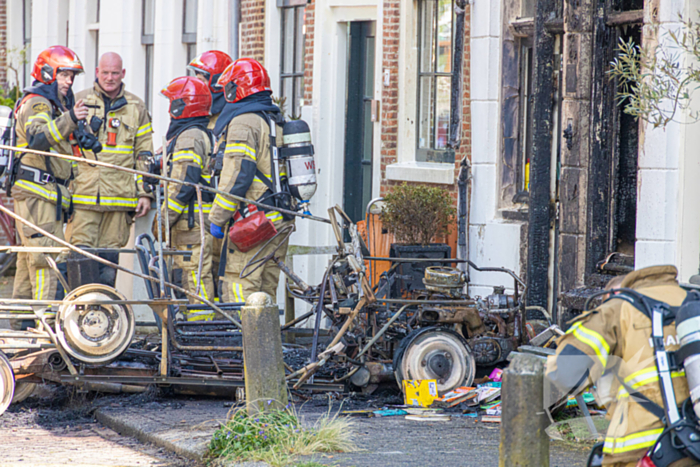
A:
[95,399,590,467]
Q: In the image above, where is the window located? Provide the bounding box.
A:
[279,2,305,119]
[517,39,534,197]
[142,0,155,111]
[22,0,32,87]
[183,0,198,67]
[417,0,454,162]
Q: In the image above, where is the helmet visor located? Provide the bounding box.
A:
[224,82,238,103]
[169,98,186,118]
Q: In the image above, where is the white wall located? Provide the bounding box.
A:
[636,0,700,282]
[468,0,523,298]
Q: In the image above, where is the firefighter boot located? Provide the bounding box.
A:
[98,252,120,288]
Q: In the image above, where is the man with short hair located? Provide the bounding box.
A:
[67,52,154,287]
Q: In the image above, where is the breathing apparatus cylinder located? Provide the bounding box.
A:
[281,119,317,215]
[675,298,700,419]
[0,105,14,179]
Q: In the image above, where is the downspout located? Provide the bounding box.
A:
[458,157,471,294]
[230,0,240,59]
[526,0,557,309]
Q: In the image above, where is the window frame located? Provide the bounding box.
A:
[415,0,456,163]
[141,0,155,111]
[279,4,305,119]
[22,0,32,88]
[182,0,198,44]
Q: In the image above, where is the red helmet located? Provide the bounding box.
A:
[160,76,212,119]
[217,58,271,103]
[187,50,233,94]
[32,46,84,85]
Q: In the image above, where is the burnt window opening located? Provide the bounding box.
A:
[610,25,641,260]
[612,0,644,11]
[516,38,534,200]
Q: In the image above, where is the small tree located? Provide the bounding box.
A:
[609,15,700,129]
[380,183,456,246]
[0,46,30,108]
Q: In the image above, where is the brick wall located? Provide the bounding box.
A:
[379,2,472,206]
[303,0,315,106]
[240,0,266,64]
[0,0,11,245]
[0,0,7,87]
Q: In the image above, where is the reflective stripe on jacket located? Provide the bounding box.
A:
[12,94,75,206]
[72,82,153,211]
[208,112,284,228]
[546,266,690,465]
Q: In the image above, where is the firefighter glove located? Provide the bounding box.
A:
[210,222,225,239]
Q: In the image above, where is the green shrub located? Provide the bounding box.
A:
[381,182,456,245]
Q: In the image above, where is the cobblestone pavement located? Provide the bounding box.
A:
[0,386,195,467]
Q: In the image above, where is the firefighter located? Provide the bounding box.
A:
[545,265,697,467]
[67,52,154,287]
[159,76,216,320]
[187,50,233,294]
[187,50,233,129]
[208,58,292,303]
[10,46,87,330]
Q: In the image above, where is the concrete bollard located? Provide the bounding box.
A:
[499,353,549,467]
[241,292,288,416]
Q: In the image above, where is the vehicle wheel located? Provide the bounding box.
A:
[0,350,15,416]
[394,326,476,394]
[56,284,135,365]
[11,382,36,404]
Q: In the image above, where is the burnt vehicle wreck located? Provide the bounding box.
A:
[0,146,533,415]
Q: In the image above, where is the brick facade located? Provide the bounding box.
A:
[240,0,266,64]
[380,2,471,205]
[303,0,315,106]
[0,0,7,87]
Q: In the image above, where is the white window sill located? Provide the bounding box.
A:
[385,161,455,185]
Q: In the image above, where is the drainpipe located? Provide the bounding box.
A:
[457,157,471,294]
[230,0,240,59]
[526,0,557,309]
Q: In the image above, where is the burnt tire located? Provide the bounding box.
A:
[393,326,476,394]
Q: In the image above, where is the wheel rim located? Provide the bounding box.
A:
[0,351,15,416]
[56,284,135,365]
[398,329,475,394]
[11,382,36,404]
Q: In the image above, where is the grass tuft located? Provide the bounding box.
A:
[207,403,357,467]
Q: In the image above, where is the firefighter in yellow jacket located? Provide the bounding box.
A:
[67,52,153,287]
[10,46,88,330]
[160,77,216,320]
[208,58,292,303]
[546,265,699,467]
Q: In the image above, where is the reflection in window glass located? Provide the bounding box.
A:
[417,0,454,155]
[280,6,305,119]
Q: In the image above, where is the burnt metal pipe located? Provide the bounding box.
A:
[0,145,330,224]
[0,203,241,328]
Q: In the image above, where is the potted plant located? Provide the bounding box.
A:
[381,183,456,295]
